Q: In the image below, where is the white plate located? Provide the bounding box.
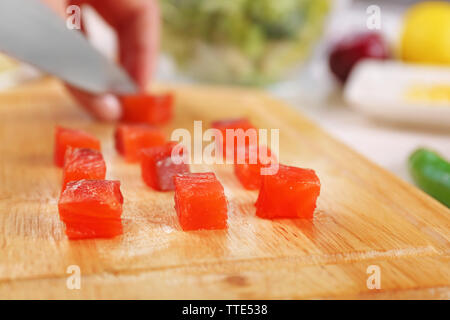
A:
[344,60,450,128]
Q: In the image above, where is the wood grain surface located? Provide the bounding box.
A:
[0,78,449,299]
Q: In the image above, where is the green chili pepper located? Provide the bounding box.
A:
[408,148,450,208]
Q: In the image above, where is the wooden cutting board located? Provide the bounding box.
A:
[0,78,449,299]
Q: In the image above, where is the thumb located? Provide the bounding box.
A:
[65,84,122,121]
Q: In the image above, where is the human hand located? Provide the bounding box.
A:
[42,0,159,121]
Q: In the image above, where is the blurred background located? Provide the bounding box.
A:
[0,0,449,185]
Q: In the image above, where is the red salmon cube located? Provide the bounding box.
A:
[255,164,321,219]
[120,93,174,125]
[58,180,124,240]
[211,118,257,160]
[63,219,123,240]
[54,126,100,167]
[62,148,106,189]
[174,173,228,231]
[141,142,190,191]
[234,145,277,190]
[115,124,166,162]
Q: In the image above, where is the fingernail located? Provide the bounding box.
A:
[94,94,122,121]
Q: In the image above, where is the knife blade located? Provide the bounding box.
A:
[0,0,138,94]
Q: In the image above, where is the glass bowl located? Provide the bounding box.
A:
[160,0,330,86]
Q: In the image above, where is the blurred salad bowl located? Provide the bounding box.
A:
[160,0,330,85]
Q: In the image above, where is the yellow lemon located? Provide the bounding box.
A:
[400,1,450,65]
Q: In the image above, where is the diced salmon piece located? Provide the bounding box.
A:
[255,164,320,219]
[62,148,106,189]
[141,142,190,191]
[120,93,174,125]
[58,180,123,240]
[54,126,100,167]
[211,118,257,161]
[174,173,228,231]
[115,124,166,162]
[234,145,277,190]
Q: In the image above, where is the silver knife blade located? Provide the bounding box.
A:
[0,0,138,94]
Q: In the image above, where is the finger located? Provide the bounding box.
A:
[65,84,122,121]
[117,0,160,90]
[77,0,160,91]
[64,1,121,121]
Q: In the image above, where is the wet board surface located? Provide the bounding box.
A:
[0,79,449,299]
